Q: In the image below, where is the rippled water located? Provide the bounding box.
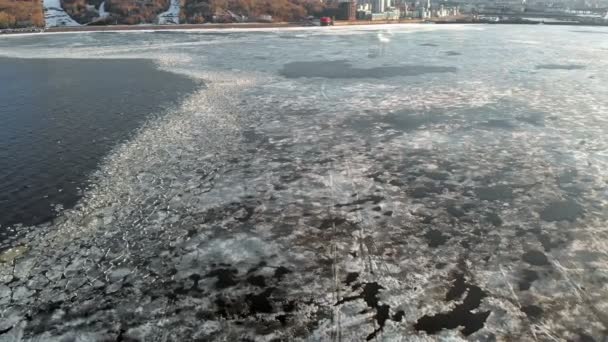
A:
[0,25,608,341]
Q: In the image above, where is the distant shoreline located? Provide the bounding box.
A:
[43,20,428,33]
[2,18,608,35]
[0,20,429,35]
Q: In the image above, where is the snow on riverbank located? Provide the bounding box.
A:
[98,2,109,19]
[157,0,180,25]
[43,0,80,28]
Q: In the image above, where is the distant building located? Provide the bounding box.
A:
[339,1,357,20]
[373,0,386,13]
[371,8,401,19]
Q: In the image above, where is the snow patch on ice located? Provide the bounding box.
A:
[157,0,180,25]
[43,0,80,28]
[98,2,109,19]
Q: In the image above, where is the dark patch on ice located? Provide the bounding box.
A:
[574,250,605,263]
[335,282,399,340]
[536,64,586,70]
[273,266,292,280]
[382,110,440,131]
[215,298,235,318]
[445,51,462,56]
[393,310,405,322]
[538,234,562,251]
[558,169,578,185]
[539,200,583,222]
[571,30,608,34]
[345,272,359,286]
[521,305,543,320]
[247,261,267,274]
[426,171,450,181]
[348,109,443,133]
[519,269,539,291]
[367,172,385,184]
[335,195,384,207]
[247,275,266,287]
[425,229,450,248]
[336,282,383,307]
[482,119,516,129]
[445,273,467,301]
[475,185,513,201]
[485,212,503,226]
[235,205,255,222]
[522,250,550,266]
[368,304,390,340]
[206,268,238,289]
[389,179,405,186]
[280,172,303,183]
[420,43,439,47]
[516,112,545,126]
[447,205,466,218]
[246,288,275,314]
[283,301,296,312]
[319,217,347,229]
[415,274,490,336]
[280,60,456,79]
[0,325,13,335]
[201,202,256,224]
[383,211,393,216]
[575,332,598,342]
[275,314,287,325]
[411,184,443,198]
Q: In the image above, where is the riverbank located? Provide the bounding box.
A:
[2,17,607,35]
[43,19,431,33]
[0,20,435,35]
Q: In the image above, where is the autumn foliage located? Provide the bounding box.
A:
[105,0,170,24]
[0,0,44,28]
[61,0,171,24]
[182,0,325,23]
[0,0,327,28]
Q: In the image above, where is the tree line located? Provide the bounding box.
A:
[183,0,326,22]
[0,0,44,28]
[0,0,329,28]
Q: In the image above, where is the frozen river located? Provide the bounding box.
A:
[1,24,608,341]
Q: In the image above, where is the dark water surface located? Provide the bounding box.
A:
[0,57,198,229]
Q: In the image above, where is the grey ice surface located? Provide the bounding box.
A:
[1,24,608,341]
[535,64,586,70]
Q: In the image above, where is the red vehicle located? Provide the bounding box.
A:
[320,17,334,26]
